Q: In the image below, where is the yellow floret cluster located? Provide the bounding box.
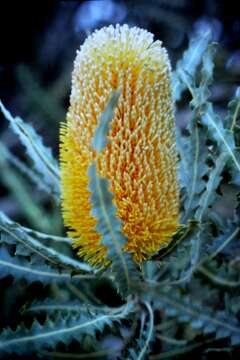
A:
[60,24,179,264]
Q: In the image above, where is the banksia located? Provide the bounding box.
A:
[60,24,179,265]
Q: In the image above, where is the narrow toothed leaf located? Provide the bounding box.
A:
[0,302,134,355]
[0,211,93,273]
[0,101,60,201]
[172,30,212,101]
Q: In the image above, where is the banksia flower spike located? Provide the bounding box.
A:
[60,24,179,265]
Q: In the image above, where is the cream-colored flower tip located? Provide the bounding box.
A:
[60,24,180,265]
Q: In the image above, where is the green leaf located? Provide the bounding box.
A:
[197,264,240,288]
[149,339,214,360]
[0,141,50,195]
[20,225,72,244]
[203,226,240,261]
[148,221,200,285]
[88,164,139,296]
[0,302,134,355]
[92,91,120,153]
[25,298,126,316]
[178,41,237,229]
[224,88,240,185]
[225,87,240,131]
[0,101,60,200]
[155,291,240,346]
[227,149,240,186]
[0,154,52,231]
[177,44,217,223]
[0,247,92,284]
[201,103,240,173]
[195,151,230,222]
[0,211,92,273]
[190,43,217,107]
[181,119,208,223]
[172,30,212,101]
[128,302,154,360]
[169,221,202,284]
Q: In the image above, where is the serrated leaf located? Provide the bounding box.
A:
[178,40,239,241]
[0,247,90,284]
[195,152,230,221]
[0,141,51,195]
[89,164,139,296]
[0,101,60,201]
[172,30,212,101]
[26,298,126,316]
[155,291,240,346]
[0,302,134,355]
[178,44,217,223]
[190,43,217,107]
[201,104,240,172]
[0,211,92,273]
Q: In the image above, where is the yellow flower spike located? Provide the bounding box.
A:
[60,24,180,265]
